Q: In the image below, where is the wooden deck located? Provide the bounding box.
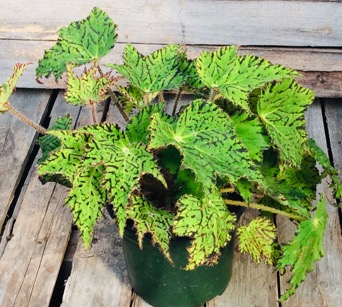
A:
[0,0,342,306]
[0,90,341,307]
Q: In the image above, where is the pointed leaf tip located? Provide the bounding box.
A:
[0,63,28,113]
[36,7,117,79]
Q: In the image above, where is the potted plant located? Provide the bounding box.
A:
[1,7,341,307]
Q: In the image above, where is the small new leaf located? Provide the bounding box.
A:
[237,217,278,265]
[173,188,236,269]
[36,7,117,79]
[127,195,173,263]
[65,65,116,105]
[277,196,328,301]
[0,64,28,113]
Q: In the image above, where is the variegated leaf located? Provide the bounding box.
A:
[38,130,90,184]
[173,188,236,269]
[237,217,278,265]
[257,79,314,168]
[0,64,28,113]
[277,195,328,301]
[149,99,265,189]
[127,195,173,263]
[66,165,107,248]
[36,7,117,79]
[80,123,166,235]
[109,44,186,95]
[65,65,116,105]
[306,139,342,199]
[196,46,297,112]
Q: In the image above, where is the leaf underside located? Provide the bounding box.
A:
[36,7,117,79]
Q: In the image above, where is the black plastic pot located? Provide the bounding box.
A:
[122,228,235,307]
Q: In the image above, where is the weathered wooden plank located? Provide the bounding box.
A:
[207,209,278,307]
[61,219,132,307]
[278,100,342,306]
[61,103,133,306]
[0,92,82,307]
[1,0,341,46]
[0,89,50,230]
[1,39,341,96]
[324,98,342,174]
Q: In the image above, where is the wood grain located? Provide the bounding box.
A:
[207,209,278,307]
[0,90,50,229]
[1,0,341,46]
[0,92,81,307]
[278,100,342,306]
[1,39,341,97]
[61,219,132,307]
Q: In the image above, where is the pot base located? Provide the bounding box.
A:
[123,229,235,307]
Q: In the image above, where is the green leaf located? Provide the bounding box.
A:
[36,7,117,79]
[237,217,278,265]
[277,195,328,301]
[256,79,314,168]
[149,99,265,188]
[66,165,106,248]
[127,195,173,263]
[37,114,73,164]
[179,55,205,90]
[196,46,297,112]
[80,123,166,235]
[64,64,116,105]
[0,64,28,113]
[109,44,186,94]
[306,139,342,199]
[173,188,236,269]
[125,103,171,144]
[117,85,146,113]
[260,150,311,218]
[231,112,270,162]
[38,130,90,184]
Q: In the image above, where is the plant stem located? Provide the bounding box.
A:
[172,88,183,116]
[220,187,235,193]
[95,63,129,122]
[89,102,97,124]
[158,91,165,103]
[209,88,218,102]
[4,101,47,134]
[223,198,306,222]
